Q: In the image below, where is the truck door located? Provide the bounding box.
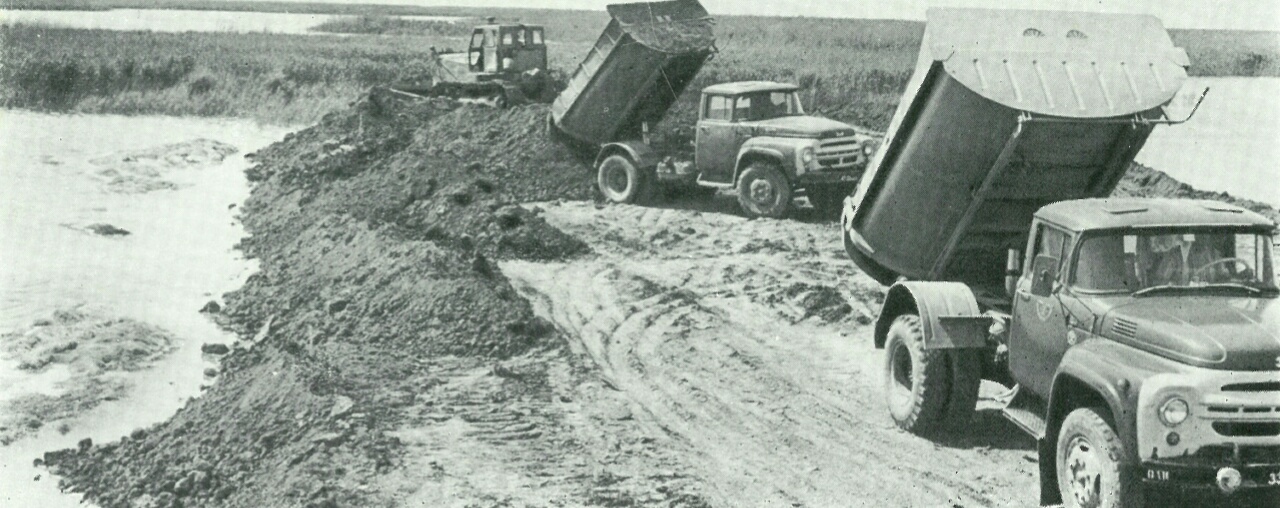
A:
[696,94,737,184]
[1009,223,1072,398]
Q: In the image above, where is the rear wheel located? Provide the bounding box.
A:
[883,314,950,433]
[736,161,791,219]
[1056,407,1138,508]
[597,155,653,204]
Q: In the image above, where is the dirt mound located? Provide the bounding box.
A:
[1117,162,1280,223]
[41,98,708,507]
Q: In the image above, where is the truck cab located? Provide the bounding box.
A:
[1010,199,1279,505]
[691,81,876,217]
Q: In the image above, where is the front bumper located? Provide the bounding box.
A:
[796,170,863,185]
[1137,370,1280,493]
[1141,450,1280,491]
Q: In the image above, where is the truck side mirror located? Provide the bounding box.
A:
[1030,254,1060,298]
[1005,248,1022,297]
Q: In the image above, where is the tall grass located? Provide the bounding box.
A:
[0,24,451,124]
[1,8,1276,127]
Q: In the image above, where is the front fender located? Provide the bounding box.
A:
[735,137,806,182]
[1051,340,1149,462]
[873,281,986,350]
[596,140,660,169]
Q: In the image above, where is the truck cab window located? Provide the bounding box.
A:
[1074,234,1133,291]
[733,96,751,121]
[705,96,731,121]
[531,29,543,45]
[1030,225,1068,277]
[1078,230,1277,291]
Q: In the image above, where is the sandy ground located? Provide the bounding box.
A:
[502,199,1043,508]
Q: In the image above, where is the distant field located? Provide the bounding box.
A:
[1,3,1276,127]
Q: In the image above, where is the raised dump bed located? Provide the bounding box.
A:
[844,8,1194,297]
[549,0,715,146]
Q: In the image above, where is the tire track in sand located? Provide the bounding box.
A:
[502,202,1041,507]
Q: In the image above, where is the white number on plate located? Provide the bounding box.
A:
[1269,471,1280,486]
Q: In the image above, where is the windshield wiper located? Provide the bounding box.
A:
[1133,283,1272,297]
[1132,284,1189,297]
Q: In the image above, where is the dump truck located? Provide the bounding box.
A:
[379,21,557,107]
[839,8,1279,507]
[549,0,878,218]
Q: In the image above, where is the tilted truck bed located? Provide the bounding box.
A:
[549,0,715,146]
[845,8,1191,297]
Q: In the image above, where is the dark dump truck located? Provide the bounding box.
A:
[839,8,1279,508]
[549,0,878,218]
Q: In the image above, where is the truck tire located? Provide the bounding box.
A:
[597,154,653,205]
[883,314,950,434]
[1056,407,1139,508]
[736,161,791,219]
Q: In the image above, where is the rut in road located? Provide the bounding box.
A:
[502,202,1041,507]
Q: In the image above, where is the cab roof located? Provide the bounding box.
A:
[1037,198,1276,232]
[701,81,799,96]
[476,24,543,30]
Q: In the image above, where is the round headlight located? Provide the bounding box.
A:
[801,147,815,164]
[1159,397,1190,427]
[862,143,875,156]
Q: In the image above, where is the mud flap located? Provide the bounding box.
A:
[1038,437,1062,506]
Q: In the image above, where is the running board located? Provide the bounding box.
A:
[998,385,1048,440]
[694,174,734,189]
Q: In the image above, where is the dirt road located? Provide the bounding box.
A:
[503,199,1043,507]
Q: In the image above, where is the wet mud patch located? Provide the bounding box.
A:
[88,138,239,194]
[1,308,176,445]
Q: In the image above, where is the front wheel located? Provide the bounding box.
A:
[597,154,654,204]
[1056,407,1139,508]
[736,161,792,219]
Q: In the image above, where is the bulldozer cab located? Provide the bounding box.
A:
[467,24,547,76]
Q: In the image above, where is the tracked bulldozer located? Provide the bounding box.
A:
[374,21,560,108]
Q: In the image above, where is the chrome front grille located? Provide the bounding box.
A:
[1203,384,1280,437]
[816,136,862,170]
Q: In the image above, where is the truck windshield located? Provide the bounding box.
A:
[734,91,803,121]
[1073,229,1278,294]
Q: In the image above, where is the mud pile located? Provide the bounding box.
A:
[40,99,709,508]
[1117,162,1280,223]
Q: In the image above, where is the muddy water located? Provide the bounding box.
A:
[0,110,293,507]
[1139,77,1280,207]
[0,8,462,34]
